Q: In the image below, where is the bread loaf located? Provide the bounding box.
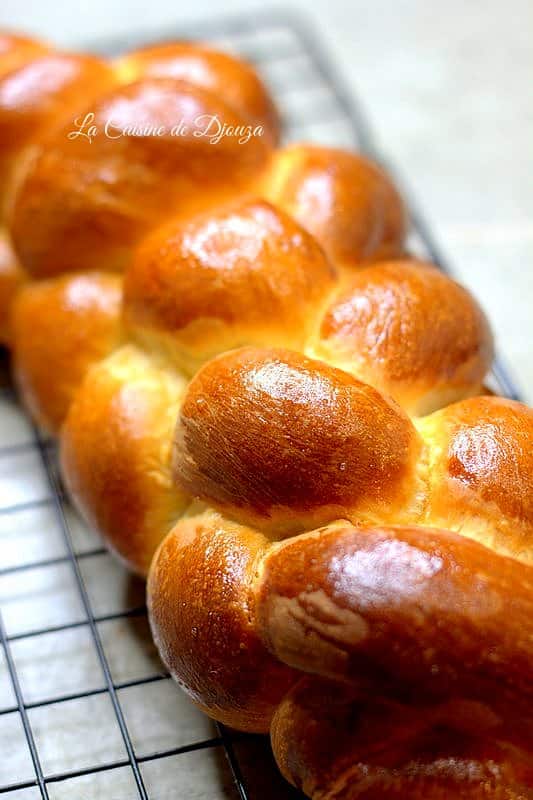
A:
[3,29,530,799]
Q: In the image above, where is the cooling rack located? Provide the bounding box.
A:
[0,8,523,800]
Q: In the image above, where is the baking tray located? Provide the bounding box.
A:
[0,8,523,800]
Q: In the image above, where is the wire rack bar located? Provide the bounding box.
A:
[0,497,58,517]
[4,605,147,643]
[0,9,524,800]
[0,736,224,795]
[0,546,106,578]
[3,617,93,643]
[0,674,170,719]
[0,613,50,798]
[217,724,250,800]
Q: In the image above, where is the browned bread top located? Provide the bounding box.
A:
[0,51,116,215]
[115,41,281,139]
[12,272,124,428]
[314,259,494,414]
[262,144,408,268]
[123,197,337,372]
[419,395,533,561]
[174,346,424,533]
[9,76,273,279]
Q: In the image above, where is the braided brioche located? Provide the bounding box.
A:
[52,237,493,574]
[148,346,533,798]
[3,28,530,799]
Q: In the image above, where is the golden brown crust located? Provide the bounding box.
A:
[12,272,123,432]
[271,678,533,800]
[0,229,26,345]
[150,344,533,796]
[0,52,117,215]
[9,77,273,279]
[257,523,533,712]
[124,198,337,373]
[60,345,189,574]
[263,145,408,269]
[173,347,424,534]
[148,509,533,794]
[4,32,530,799]
[0,35,50,240]
[115,41,280,143]
[147,509,297,731]
[312,259,494,415]
[419,396,533,563]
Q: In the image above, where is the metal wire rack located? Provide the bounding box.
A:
[0,8,523,800]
